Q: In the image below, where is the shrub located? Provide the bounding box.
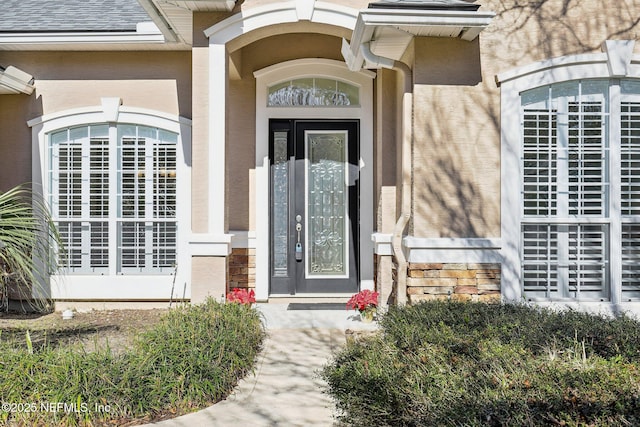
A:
[0,298,265,426]
[0,184,62,313]
[322,301,640,426]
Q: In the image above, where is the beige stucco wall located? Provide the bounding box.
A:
[409,0,640,238]
[0,94,33,191]
[375,68,398,233]
[191,256,227,303]
[0,51,191,194]
[411,37,495,238]
[0,51,191,115]
[191,12,228,234]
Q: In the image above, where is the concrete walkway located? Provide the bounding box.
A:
[144,303,377,427]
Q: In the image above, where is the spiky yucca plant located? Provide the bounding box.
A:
[0,184,61,312]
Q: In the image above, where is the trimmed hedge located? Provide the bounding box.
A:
[322,301,640,426]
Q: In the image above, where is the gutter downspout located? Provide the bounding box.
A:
[360,43,412,305]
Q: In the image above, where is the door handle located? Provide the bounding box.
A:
[295,219,303,261]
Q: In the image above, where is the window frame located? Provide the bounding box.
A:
[520,80,612,301]
[49,123,179,275]
[497,40,640,306]
[28,104,192,300]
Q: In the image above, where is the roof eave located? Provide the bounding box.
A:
[137,0,181,42]
[343,8,495,71]
[0,24,167,48]
[143,0,239,46]
[0,66,34,95]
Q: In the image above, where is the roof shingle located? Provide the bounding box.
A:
[0,0,151,32]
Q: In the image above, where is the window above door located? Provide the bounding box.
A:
[267,77,359,107]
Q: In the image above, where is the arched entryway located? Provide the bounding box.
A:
[191,2,376,301]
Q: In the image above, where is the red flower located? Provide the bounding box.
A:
[227,288,256,305]
[346,289,379,313]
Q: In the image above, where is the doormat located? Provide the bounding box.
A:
[287,303,346,311]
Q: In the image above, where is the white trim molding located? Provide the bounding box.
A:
[189,234,233,256]
[204,1,358,43]
[230,230,257,249]
[496,40,640,90]
[0,23,165,48]
[27,105,192,129]
[29,105,192,301]
[403,237,503,264]
[372,232,393,256]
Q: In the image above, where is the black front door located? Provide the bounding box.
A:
[269,120,359,294]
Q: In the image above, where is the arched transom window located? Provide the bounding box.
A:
[267,77,359,107]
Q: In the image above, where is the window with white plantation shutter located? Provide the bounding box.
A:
[519,78,640,302]
[49,124,178,275]
[520,81,610,300]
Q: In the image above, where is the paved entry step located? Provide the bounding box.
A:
[256,303,378,331]
[287,303,346,311]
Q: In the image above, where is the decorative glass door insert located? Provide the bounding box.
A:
[305,131,348,278]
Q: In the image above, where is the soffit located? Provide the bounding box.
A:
[343,5,495,70]
[146,0,237,45]
[171,1,236,11]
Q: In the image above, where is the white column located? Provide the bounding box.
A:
[254,74,270,301]
[500,84,523,301]
[188,42,232,303]
[209,43,228,235]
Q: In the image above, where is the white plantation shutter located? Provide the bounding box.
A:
[50,124,177,275]
[522,109,557,216]
[89,133,110,269]
[117,125,177,273]
[51,125,110,273]
[567,101,607,217]
[521,81,610,300]
[153,133,177,268]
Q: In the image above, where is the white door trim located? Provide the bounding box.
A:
[254,58,375,300]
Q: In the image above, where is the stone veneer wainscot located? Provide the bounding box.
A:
[406,263,501,303]
[228,248,256,291]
